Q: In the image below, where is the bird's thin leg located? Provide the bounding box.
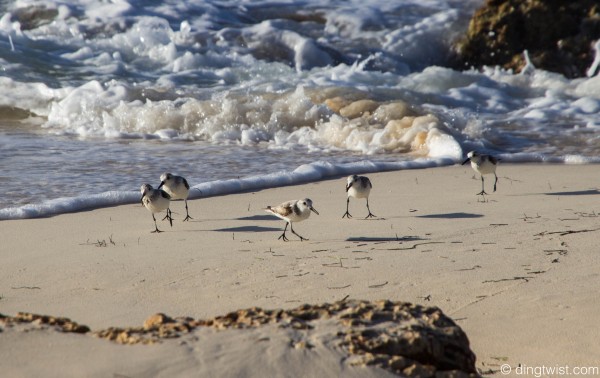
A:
[183,200,192,221]
[365,198,376,219]
[477,176,488,195]
[290,223,307,241]
[162,208,174,222]
[151,214,163,233]
[493,173,498,192]
[342,197,352,218]
[278,222,289,241]
[166,208,173,227]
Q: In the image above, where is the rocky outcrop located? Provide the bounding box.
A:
[1,300,477,377]
[453,0,600,78]
[0,312,90,333]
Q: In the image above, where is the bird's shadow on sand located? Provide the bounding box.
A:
[545,189,600,196]
[237,215,279,221]
[417,212,483,219]
[345,236,426,242]
[213,225,281,233]
[212,215,282,232]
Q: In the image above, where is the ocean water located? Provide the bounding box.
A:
[1,0,599,219]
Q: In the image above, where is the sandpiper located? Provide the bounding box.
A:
[140,184,172,233]
[158,172,192,221]
[342,175,376,219]
[462,151,499,195]
[265,198,319,241]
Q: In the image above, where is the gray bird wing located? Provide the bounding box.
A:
[268,201,294,217]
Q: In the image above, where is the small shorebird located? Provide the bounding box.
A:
[158,172,192,221]
[140,184,172,233]
[342,175,376,219]
[462,151,499,195]
[265,198,319,241]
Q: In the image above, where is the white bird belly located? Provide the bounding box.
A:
[348,186,370,199]
[144,195,170,213]
[163,185,189,200]
[472,161,496,175]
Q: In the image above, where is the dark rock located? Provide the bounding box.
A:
[452,0,600,78]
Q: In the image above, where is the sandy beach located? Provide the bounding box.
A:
[1,163,600,376]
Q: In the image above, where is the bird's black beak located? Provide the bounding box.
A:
[158,181,165,189]
[345,183,352,192]
[310,207,319,215]
[462,158,470,165]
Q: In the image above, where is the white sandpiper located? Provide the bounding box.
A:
[342,175,376,219]
[158,172,192,221]
[265,198,319,241]
[140,184,172,233]
[462,151,499,195]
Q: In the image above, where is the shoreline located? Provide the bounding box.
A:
[2,163,599,375]
[0,158,454,220]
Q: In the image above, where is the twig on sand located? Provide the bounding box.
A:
[527,270,547,275]
[483,276,532,283]
[11,286,41,290]
[456,265,482,271]
[543,249,568,255]
[386,242,444,251]
[328,284,351,289]
[368,281,388,288]
[536,228,600,237]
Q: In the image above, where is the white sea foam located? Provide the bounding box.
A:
[1,0,600,217]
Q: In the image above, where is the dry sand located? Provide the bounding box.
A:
[1,164,600,376]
